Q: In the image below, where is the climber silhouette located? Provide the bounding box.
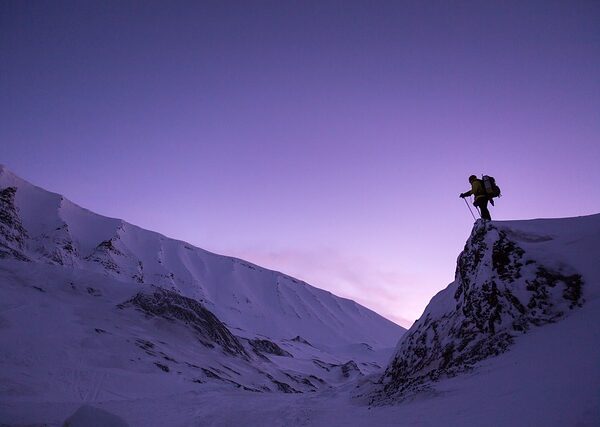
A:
[460,175,491,220]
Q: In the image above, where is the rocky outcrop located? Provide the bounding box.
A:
[120,288,248,358]
[289,336,313,346]
[0,187,29,261]
[340,360,361,378]
[376,220,584,402]
[0,184,79,265]
[33,222,79,266]
[249,339,293,358]
[85,238,126,274]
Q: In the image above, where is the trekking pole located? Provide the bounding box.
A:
[463,198,477,221]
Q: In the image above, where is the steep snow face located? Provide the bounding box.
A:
[0,165,406,411]
[377,215,599,401]
[0,166,404,349]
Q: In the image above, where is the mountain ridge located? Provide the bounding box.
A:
[371,213,600,403]
[1,166,598,425]
[0,166,405,349]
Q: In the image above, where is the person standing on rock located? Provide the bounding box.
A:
[460,175,491,220]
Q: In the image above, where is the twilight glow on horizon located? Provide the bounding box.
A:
[2,1,599,327]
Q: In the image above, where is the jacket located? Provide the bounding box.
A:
[464,179,487,201]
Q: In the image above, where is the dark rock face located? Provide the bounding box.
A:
[311,359,362,380]
[121,288,248,358]
[85,238,125,274]
[0,185,154,282]
[154,362,170,372]
[340,360,361,378]
[28,217,80,267]
[0,187,29,261]
[200,367,265,392]
[283,372,324,391]
[289,336,313,346]
[249,339,293,358]
[0,187,78,265]
[272,380,300,393]
[312,359,337,371]
[377,221,584,402]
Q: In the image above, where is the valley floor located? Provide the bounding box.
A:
[2,295,599,427]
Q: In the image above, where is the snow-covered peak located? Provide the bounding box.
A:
[376,214,600,401]
[1,168,598,424]
[0,164,28,188]
[0,166,405,349]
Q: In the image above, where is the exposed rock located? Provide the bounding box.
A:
[340,360,361,378]
[85,238,124,274]
[87,287,102,297]
[249,338,293,358]
[220,364,241,376]
[135,339,156,356]
[283,372,319,390]
[200,367,263,392]
[377,220,585,402]
[289,335,313,346]
[34,222,79,266]
[132,260,144,284]
[272,380,300,394]
[121,287,248,358]
[308,374,326,384]
[201,367,221,379]
[0,186,29,261]
[312,359,337,371]
[154,362,169,372]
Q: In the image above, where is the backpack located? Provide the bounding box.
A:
[482,175,501,198]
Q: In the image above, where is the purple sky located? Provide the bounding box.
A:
[2,1,599,327]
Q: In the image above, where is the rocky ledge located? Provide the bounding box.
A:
[120,287,249,358]
[376,220,584,402]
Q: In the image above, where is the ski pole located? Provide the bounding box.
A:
[463,198,477,220]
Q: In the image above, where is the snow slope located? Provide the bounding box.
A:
[0,165,403,349]
[372,215,600,421]
[0,165,406,425]
[0,258,389,405]
[1,165,598,426]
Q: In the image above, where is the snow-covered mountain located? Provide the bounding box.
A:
[1,165,598,426]
[0,165,405,423]
[0,165,402,350]
[373,215,600,411]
